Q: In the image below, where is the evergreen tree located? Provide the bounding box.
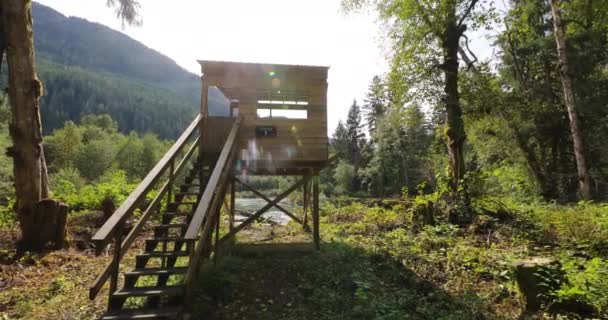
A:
[363,75,387,138]
[345,100,365,168]
[331,120,349,158]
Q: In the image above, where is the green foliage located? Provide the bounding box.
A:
[333,161,356,195]
[74,139,117,181]
[51,169,137,211]
[43,114,169,211]
[554,255,608,316]
[319,199,608,318]
[522,201,608,251]
[0,97,13,206]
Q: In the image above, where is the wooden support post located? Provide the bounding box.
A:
[303,181,309,231]
[198,155,204,203]
[313,176,320,250]
[214,207,220,266]
[198,76,209,164]
[229,177,235,231]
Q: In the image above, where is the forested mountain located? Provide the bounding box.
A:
[27,2,201,138]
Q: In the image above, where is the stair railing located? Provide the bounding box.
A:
[183,117,242,303]
[89,114,202,301]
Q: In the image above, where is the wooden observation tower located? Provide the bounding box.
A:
[89,61,331,319]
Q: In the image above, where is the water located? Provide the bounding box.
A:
[234,198,297,225]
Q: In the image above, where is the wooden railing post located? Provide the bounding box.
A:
[185,241,195,307]
[108,224,122,308]
[167,159,174,206]
[229,177,235,232]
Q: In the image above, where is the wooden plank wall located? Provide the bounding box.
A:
[199,61,328,167]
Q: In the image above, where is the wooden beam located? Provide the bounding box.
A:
[312,176,320,250]
[219,173,314,245]
[234,177,305,226]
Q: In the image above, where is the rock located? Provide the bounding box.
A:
[514,257,562,313]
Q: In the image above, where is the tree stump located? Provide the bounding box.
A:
[514,257,562,313]
[101,196,116,222]
[411,200,435,230]
[20,199,69,250]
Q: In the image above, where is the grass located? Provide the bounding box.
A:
[190,198,608,319]
[192,242,483,320]
[1,198,607,319]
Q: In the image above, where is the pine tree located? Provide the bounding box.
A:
[331,120,349,158]
[345,100,365,168]
[363,75,387,138]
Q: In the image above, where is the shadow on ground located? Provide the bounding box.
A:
[188,241,487,320]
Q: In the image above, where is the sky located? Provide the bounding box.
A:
[36,0,503,135]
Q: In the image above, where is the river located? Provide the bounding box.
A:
[234,198,298,225]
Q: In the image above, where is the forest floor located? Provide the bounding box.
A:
[191,222,492,320]
[0,211,148,319]
[1,199,606,319]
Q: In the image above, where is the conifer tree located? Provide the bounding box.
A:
[363,75,387,138]
[345,100,365,169]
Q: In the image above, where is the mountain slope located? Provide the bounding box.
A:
[28,2,201,138]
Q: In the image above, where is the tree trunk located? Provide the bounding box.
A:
[549,0,593,200]
[442,21,467,193]
[1,0,52,250]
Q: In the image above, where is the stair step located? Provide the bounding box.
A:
[180,183,200,187]
[124,267,188,277]
[137,251,189,259]
[154,223,188,230]
[162,212,190,219]
[169,201,197,207]
[100,307,182,320]
[175,191,200,196]
[112,285,184,298]
[146,237,191,243]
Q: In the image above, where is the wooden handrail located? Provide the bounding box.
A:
[183,118,241,304]
[92,114,202,251]
[184,117,241,240]
[88,135,200,300]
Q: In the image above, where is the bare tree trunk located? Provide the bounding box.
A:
[549,0,593,200]
[1,0,52,249]
[442,20,467,193]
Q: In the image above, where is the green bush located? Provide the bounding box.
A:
[553,254,608,317]
[51,169,137,211]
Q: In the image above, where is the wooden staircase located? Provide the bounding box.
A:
[100,158,215,320]
[88,115,240,320]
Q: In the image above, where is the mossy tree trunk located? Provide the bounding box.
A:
[1,0,54,250]
[441,9,467,194]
